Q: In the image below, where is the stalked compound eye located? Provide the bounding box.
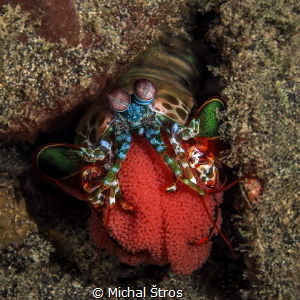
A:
[107,86,131,112]
[132,78,156,105]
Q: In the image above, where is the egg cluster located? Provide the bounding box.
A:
[89,134,223,275]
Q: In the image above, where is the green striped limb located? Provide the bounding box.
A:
[179,177,206,196]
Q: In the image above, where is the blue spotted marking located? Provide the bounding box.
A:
[123,102,146,122]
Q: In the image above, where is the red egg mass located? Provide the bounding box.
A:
[89,135,223,275]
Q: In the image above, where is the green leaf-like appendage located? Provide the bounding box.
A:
[197,98,225,138]
[37,145,86,179]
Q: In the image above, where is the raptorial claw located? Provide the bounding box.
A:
[82,166,106,193]
[186,143,219,188]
